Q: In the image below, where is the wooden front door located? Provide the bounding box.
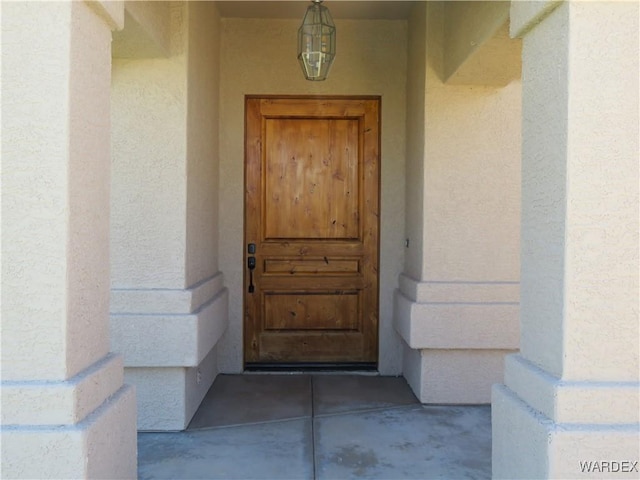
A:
[244,96,380,367]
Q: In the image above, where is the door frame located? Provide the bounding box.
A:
[242,94,382,370]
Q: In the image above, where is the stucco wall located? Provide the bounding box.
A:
[423,6,521,282]
[112,1,171,58]
[404,1,520,283]
[397,1,521,403]
[404,2,427,282]
[493,2,639,477]
[112,1,220,290]
[110,1,226,430]
[185,1,221,286]
[516,0,639,382]
[111,5,188,289]
[443,1,518,85]
[217,18,407,374]
[2,2,137,477]
[3,0,113,381]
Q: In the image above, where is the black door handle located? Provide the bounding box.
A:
[247,256,256,293]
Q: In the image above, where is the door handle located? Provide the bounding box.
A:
[247,256,256,293]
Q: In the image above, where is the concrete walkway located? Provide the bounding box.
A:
[138,374,491,479]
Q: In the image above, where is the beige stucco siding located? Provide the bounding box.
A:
[404,1,428,282]
[2,2,137,477]
[110,2,227,430]
[111,59,188,288]
[494,2,639,477]
[399,1,521,403]
[186,1,221,286]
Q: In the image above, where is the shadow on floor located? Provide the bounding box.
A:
[138,374,491,480]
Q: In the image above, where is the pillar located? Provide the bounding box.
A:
[492,1,639,478]
[1,2,137,478]
[110,1,227,431]
[396,1,521,404]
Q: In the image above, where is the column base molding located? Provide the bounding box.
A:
[110,272,228,367]
[493,383,640,479]
[504,354,639,425]
[394,275,520,403]
[1,383,136,479]
[403,342,515,403]
[110,273,229,430]
[127,345,218,431]
[1,353,124,425]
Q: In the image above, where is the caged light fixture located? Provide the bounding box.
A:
[297,0,336,81]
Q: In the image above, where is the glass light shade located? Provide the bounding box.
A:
[297,0,336,81]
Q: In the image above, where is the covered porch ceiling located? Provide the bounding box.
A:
[112,1,520,86]
[215,1,416,20]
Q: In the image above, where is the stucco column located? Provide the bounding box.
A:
[1,2,137,478]
[492,1,639,478]
[109,2,228,431]
[395,1,521,404]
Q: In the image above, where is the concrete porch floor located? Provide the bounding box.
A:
[138,374,491,479]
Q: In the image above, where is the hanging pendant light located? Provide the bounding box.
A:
[297,0,336,81]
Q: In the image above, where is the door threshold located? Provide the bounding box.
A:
[244,362,378,373]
